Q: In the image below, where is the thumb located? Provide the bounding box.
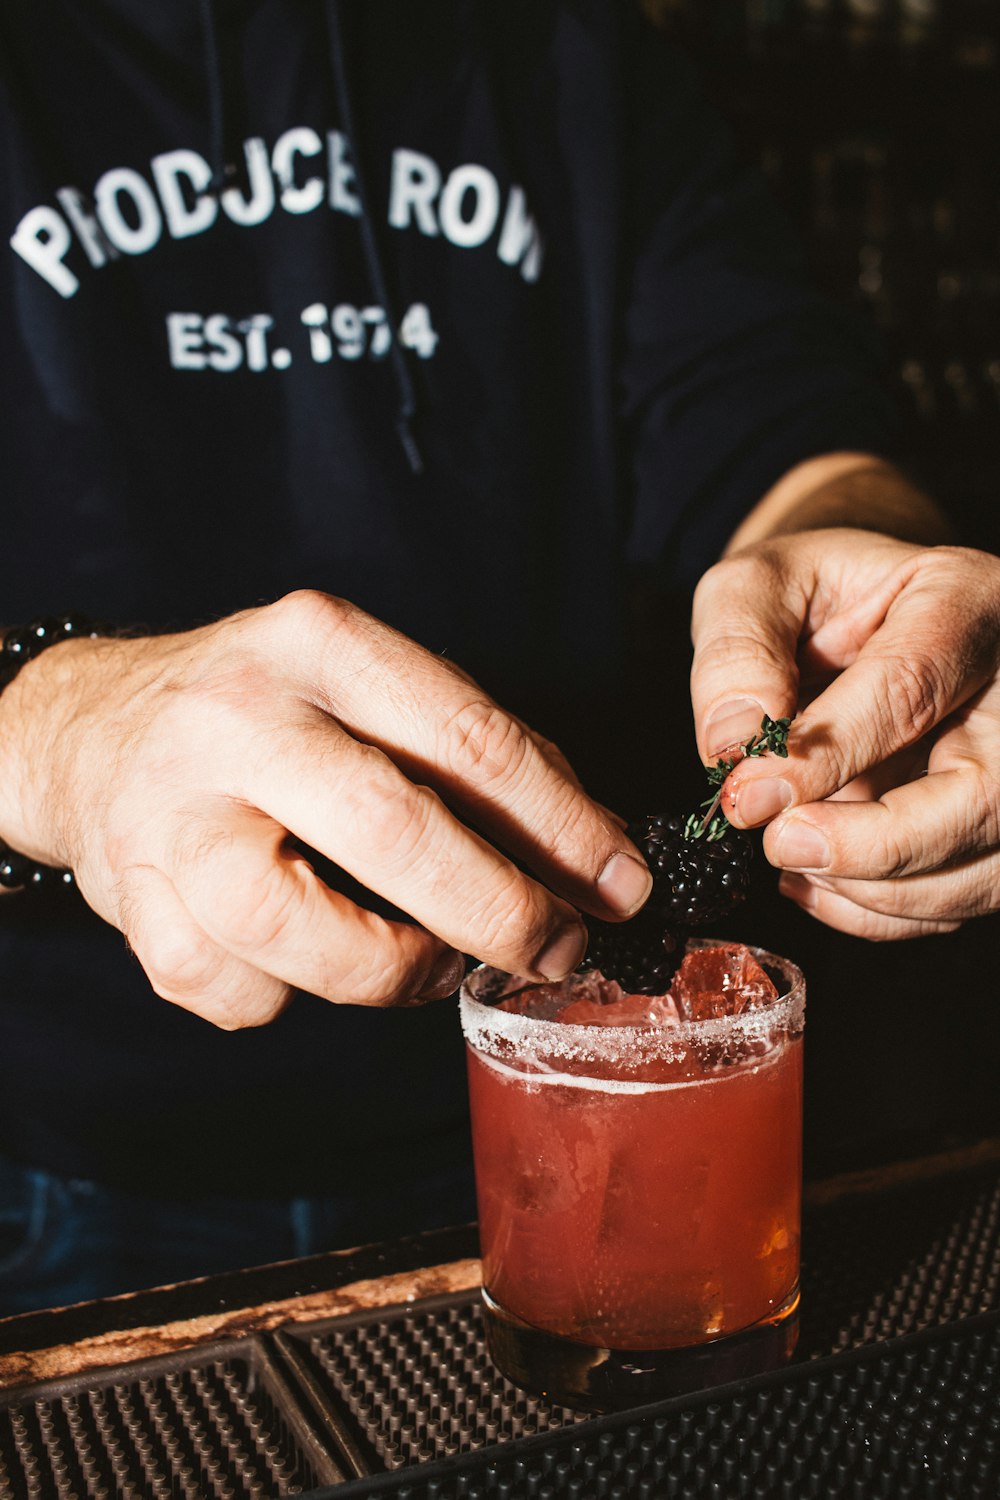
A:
[690,549,804,764]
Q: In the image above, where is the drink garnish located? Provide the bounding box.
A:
[697,712,791,834]
[583,715,792,994]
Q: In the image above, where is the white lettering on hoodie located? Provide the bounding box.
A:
[9,133,545,298]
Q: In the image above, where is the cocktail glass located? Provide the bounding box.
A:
[460,940,805,1411]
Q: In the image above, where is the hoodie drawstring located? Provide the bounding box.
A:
[324,0,424,476]
[197,0,234,194]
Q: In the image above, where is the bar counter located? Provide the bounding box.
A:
[2,1136,999,1497]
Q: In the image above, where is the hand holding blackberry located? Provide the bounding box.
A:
[584,716,791,994]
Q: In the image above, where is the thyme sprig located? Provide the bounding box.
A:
[690,714,792,839]
[705,714,791,788]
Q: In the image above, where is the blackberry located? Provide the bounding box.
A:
[584,916,688,997]
[640,813,753,927]
[584,813,752,994]
[583,714,789,996]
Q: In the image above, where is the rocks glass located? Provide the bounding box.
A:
[460,942,805,1411]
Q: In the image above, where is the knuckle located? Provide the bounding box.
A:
[544,790,607,865]
[213,865,307,955]
[471,877,551,963]
[937,864,996,921]
[695,553,760,599]
[342,752,438,864]
[695,628,792,680]
[335,942,422,1008]
[207,985,293,1031]
[191,981,294,1032]
[875,847,916,884]
[967,885,996,918]
[139,923,224,1001]
[855,914,909,942]
[864,820,920,881]
[267,588,352,647]
[919,545,994,593]
[170,816,236,872]
[881,653,946,742]
[693,552,781,618]
[360,969,420,1008]
[443,699,529,789]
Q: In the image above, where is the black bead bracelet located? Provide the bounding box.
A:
[0,613,110,893]
[0,612,109,689]
[0,850,76,893]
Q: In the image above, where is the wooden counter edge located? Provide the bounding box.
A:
[0,1256,482,1390]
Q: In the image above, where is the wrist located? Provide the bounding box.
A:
[0,617,120,882]
[724,453,953,555]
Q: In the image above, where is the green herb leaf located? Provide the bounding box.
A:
[684,714,794,841]
[705,714,790,777]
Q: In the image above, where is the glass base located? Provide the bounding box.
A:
[482,1284,800,1413]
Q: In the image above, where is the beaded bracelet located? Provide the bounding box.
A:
[0,614,109,893]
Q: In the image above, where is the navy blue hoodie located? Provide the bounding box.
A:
[0,1,895,1198]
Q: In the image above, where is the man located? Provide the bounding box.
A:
[1,0,996,1313]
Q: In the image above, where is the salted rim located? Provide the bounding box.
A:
[459,941,805,1066]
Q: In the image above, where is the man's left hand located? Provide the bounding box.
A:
[690,528,1000,938]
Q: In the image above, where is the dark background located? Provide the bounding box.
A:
[618,0,1000,1176]
[650,0,1000,550]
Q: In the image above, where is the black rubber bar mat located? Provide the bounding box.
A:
[276,1163,1000,1473]
[1,1165,999,1497]
[311,1309,1000,1500]
[0,1336,345,1499]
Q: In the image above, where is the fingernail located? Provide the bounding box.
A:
[705,698,764,758]
[734,777,793,826]
[417,949,467,1001]
[774,821,831,870]
[779,872,817,909]
[534,923,588,982]
[597,852,653,916]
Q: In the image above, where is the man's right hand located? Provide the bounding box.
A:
[0,592,652,1029]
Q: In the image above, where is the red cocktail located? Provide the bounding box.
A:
[460,941,805,1410]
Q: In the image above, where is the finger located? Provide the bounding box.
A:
[267,591,651,919]
[520,722,582,787]
[821,740,930,804]
[762,765,994,882]
[168,807,468,1007]
[690,550,803,762]
[795,554,918,680]
[235,724,590,981]
[762,690,999,879]
[520,721,630,830]
[778,873,961,939]
[724,549,998,827]
[777,831,1000,924]
[113,863,295,1030]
